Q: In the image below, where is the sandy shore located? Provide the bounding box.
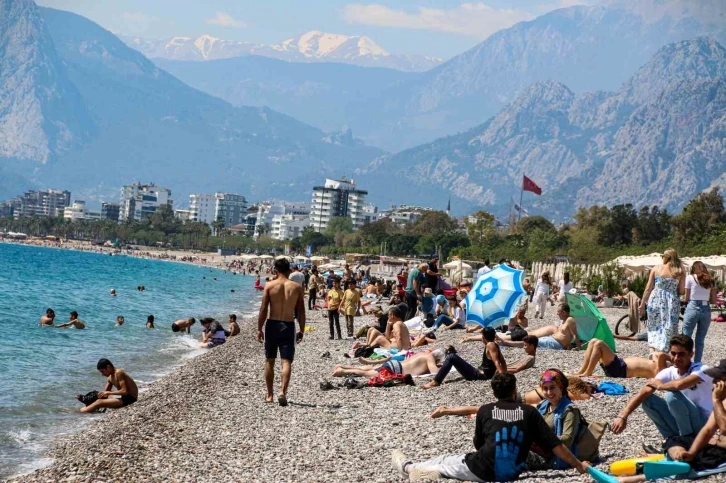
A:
[13,301,726,482]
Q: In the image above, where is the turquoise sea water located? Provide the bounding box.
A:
[0,243,259,478]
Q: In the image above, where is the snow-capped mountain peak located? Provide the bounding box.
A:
[120,30,441,72]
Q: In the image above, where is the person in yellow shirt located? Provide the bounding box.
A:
[308,268,320,311]
[326,278,344,339]
[340,280,361,338]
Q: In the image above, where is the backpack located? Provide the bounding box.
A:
[574,410,607,462]
[77,390,99,406]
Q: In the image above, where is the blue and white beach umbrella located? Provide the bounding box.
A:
[464,265,527,328]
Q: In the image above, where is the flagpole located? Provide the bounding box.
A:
[508,196,513,230]
[518,175,524,223]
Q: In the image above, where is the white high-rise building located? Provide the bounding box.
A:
[189,194,216,224]
[254,201,310,239]
[310,176,367,232]
[63,201,87,221]
[271,214,310,241]
[119,183,172,222]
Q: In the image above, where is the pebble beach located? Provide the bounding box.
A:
[14,301,726,482]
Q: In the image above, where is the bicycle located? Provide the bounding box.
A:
[614,304,684,336]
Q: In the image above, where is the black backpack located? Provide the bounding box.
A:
[353,345,375,358]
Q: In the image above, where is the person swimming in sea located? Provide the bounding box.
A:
[116,316,124,327]
[39,308,56,326]
[146,315,155,329]
[56,311,86,329]
[110,288,116,297]
[171,318,195,333]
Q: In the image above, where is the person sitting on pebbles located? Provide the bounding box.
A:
[496,303,581,351]
[227,314,240,337]
[80,359,138,413]
[199,317,227,348]
[171,317,196,334]
[332,349,446,379]
[351,305,411,351]
[420,327,507,390]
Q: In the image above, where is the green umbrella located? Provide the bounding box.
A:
[564,293,617,352]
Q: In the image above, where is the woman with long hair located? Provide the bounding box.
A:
[533,271,552,319]
[639,248,685,355]
[557,272,573,303]
[682,261,717,363]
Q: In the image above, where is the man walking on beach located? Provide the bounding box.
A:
[257,258,306,406]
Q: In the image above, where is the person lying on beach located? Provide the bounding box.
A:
[80,359,138,413]
[56,311,86,329]
[609,379,726,483]
[332,349,445,378]
[420,327,507,390]
[351,305,411,351]
[146,315,155,329]
[199,317,227,348]
[496,303,581,351]
[412,331,437,347]
[228,314,240,337]
[393,373,590,482]
[115,316,124,327]
[572,338,666,378]
[171,318,196,333]
[39,308,55,326]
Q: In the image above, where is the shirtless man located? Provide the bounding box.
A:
[572,338,667,378]
[171,317,196,333]
[332,349,445,378]
[257,258,305,406]
[39,308,56,326]
[352,305,411,351]
[228,314,240,337]
[80,359,138,413]
[497,303,581,350]
[464,304,529,337]
[115,315,124,327]
[56,311,86,329]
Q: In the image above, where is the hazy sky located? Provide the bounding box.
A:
[35,0,598,59]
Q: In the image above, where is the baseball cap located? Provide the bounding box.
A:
[703,359,726,380]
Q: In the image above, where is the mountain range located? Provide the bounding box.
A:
[121,31,442,72]
[156,0,726,152]
[355,37,726,219]
[0,0,383,203]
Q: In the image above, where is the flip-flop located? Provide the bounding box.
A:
[588,466,619,483]
[278,395,288,407]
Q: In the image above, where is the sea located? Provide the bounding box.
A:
[0,242,260,478]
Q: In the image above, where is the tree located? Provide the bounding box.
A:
[211,219,225,237]
[358,218,397,246]
[300,226,332,251]
[599,204,637,247]
[464,210,496,245]
[672,188,725,243]
[633,206,671,245]
[407,211,459,238]
[149,204,182,234]
[515,215,556,234]
[325,216,353,236]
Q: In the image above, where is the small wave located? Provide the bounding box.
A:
[7,429,33,446]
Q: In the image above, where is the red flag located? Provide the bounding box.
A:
[522,175,542,195]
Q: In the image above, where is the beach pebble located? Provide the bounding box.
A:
[13,305,726,482]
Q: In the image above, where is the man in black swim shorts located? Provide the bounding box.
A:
[257,258,306,406]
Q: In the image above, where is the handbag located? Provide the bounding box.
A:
[576,412,608,462]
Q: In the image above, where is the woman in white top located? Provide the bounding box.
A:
[557,272,573,303]
[532,271,552,319]
[682,261,716,363]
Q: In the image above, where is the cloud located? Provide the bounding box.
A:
[205,11,246,29]
[341,3,533,39]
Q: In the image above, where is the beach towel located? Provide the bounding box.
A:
[404,316,423,331]
[596,382,629,396]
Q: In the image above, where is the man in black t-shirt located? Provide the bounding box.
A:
[425,257,440,293]
[392,373,589,482]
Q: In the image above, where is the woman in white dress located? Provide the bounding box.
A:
[533,271,552,319]
[557,272,573,303]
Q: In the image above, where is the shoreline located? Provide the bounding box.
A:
[1,241,262,480]
[14,303,726,482]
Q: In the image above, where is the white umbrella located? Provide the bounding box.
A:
[443,260,472,270]
[259,255,274,260]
